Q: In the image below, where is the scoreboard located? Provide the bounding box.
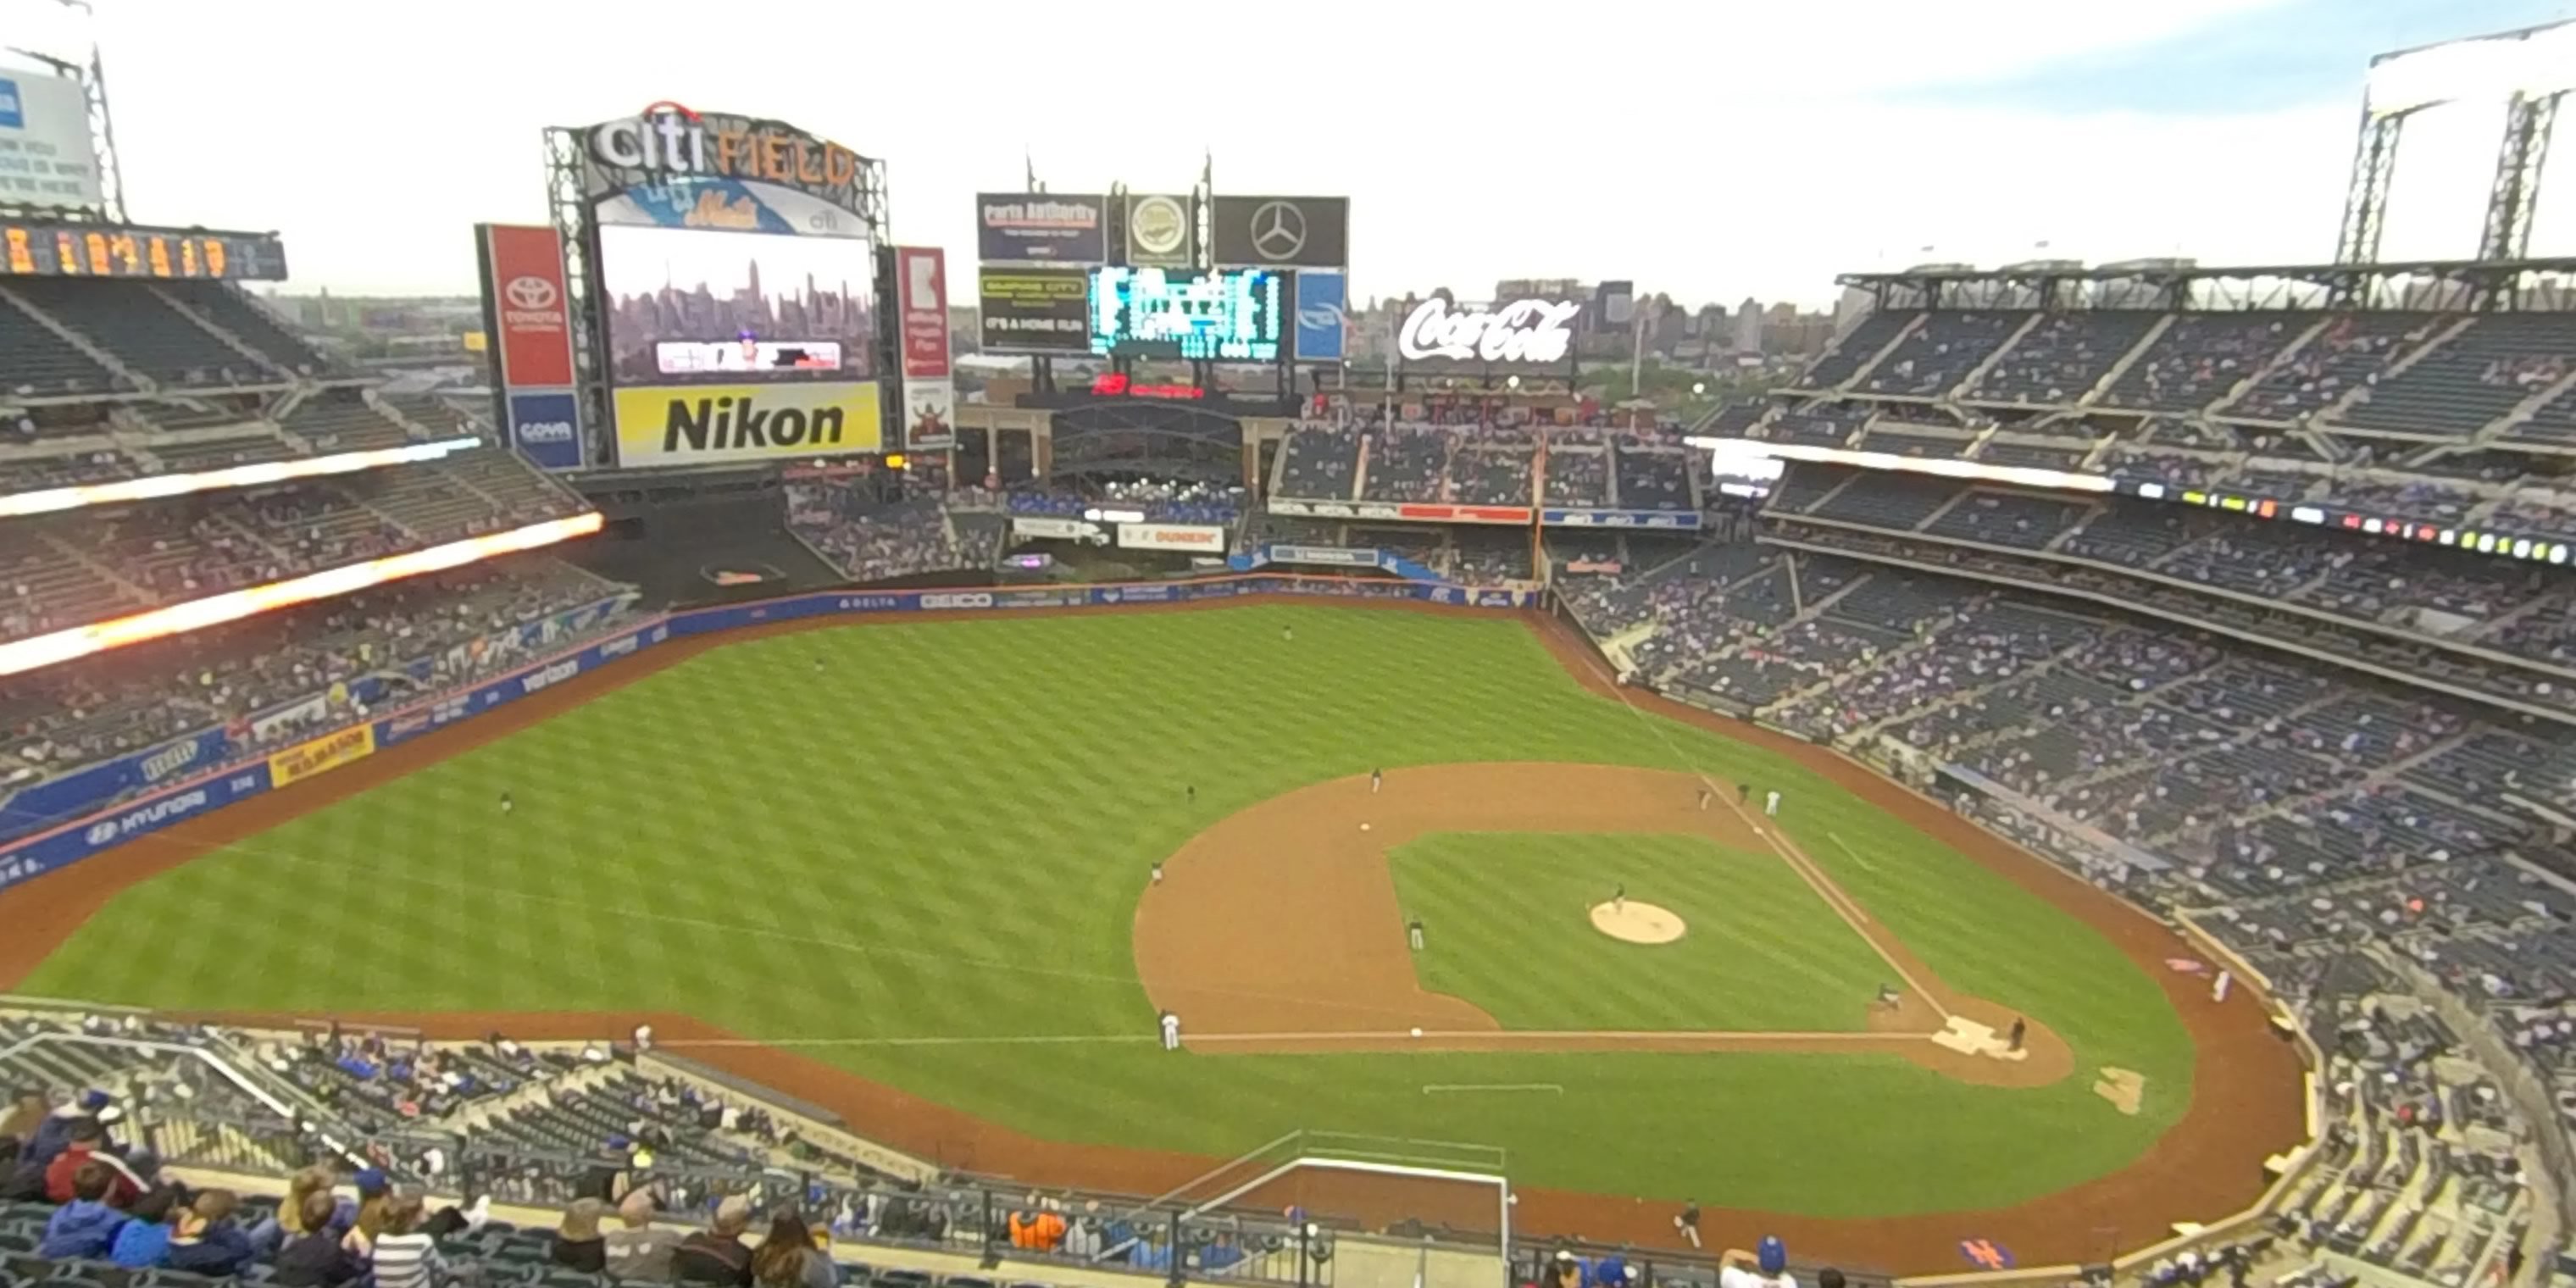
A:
[0,221,290,280]
[1089,266,1283,362]
[655,339,845,375]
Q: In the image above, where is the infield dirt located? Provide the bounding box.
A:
[0,598,2309,1274]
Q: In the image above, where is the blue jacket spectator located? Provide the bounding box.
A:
[109,1185,186,1266]
[167,1189,258,1278]
[40,1161,132,1258]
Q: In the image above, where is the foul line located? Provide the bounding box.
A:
[1423,1083,1563,1095]
[1552,631,1953,1022]
[1187,1028,1929,1044]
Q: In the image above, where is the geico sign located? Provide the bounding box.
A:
[590,104,860,191]
[1398,298,1581,364]
[921,592,994,609]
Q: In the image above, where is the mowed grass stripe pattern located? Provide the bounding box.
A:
[1391,833,1891,1032]
[21,606,2196,1217]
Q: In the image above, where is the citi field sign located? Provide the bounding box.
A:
[587,102,863,197]
[579,103,871,236]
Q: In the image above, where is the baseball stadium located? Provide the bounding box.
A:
[3,19,2576,1288]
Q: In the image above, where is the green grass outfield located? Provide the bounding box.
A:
[19,605,2193,1218]
[1390,833,1892,1033]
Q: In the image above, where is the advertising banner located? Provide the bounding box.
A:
[1294,270,1346,364]
[1269,498,1532,525]
[977,192,1107,263]
[1012,516,1097,540]
[1265,544,1380,567]
[978,266,1091,353]
[1212,196,1348,268]
[268,725,375,790]
[1540,508,1702,530]
[0,727,232,843]
[611,381,882,468]
[508,391,585,471]
[0,765,267,895]
[1119,523,1227,552]
[580,105,871,238]
[0,71,102,212]
[1399,298,1580,368]
[481,225,579,387]
[902,381,955,453]
[897,247,952,380]
[1124,194,1193,267]
[895,246,955,452]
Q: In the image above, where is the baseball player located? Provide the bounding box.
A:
[1764,789,1781,818]
[1151,861,1164,886]
[2212,969,2233,1002]
[2008,1018,2027,1052]
[1185,784,1196,804]
[1613,883,1626,915]
[1721,1236,1797,1288]
[1158,1011,1181,1052]
[1876,982,1901,1010]
[1407,918,1425,951]
[1283,625,1295,642]
[813,657,824,674]
[1698,786,1714,812]
[1370,767,1383,794]
[500,791,514,816]
[1738,782,1751,805]
[1675,1200,1702,1250]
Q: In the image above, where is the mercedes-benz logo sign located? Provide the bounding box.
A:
[505,276,558,310]
[1249,200,1307,261]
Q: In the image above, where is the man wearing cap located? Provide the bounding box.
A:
[45,1119,144,1207]
[26,1090,111,1169]
[1723,1237,1797,1288]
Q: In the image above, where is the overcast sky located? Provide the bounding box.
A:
[6,0,2572,308]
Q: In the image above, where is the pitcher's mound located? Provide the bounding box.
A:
[1591,902,1685,944]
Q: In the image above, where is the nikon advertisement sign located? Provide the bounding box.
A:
[611,381,882,468]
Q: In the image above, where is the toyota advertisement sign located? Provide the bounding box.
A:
[478,222,586,471]
[1212,196,1347,269]
[480,224,578,387]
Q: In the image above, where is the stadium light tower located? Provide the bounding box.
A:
[2335,20,2576,269]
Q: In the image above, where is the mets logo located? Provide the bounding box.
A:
[86,820,118,846]
[1959,1240,2013,1270]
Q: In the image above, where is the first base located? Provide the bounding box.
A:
[1361,823,1373,831]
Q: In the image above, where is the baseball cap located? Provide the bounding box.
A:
[1757,1236,1787,1275]
[77,1089,110,1111]
[354,1167,389,1196]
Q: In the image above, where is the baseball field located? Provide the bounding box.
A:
[0,599,2309,1273]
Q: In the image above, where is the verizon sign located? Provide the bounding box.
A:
[1399,298,1580,364]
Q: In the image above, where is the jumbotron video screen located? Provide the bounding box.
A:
[597,224,875,385]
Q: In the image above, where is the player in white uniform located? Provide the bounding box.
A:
[1159,1011,1181,1051]
[1764,790,1781,817]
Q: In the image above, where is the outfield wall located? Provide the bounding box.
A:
[0,575,1532,894]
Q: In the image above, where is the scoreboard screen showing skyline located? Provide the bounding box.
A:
[1088,266,1283,362]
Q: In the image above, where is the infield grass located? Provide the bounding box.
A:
[19,604,2195,1218]
[1390,832,1891,1032]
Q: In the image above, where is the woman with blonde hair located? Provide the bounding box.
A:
[552,1197,610,1274]
[279,1168,336,1235]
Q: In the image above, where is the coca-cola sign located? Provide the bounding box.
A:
[1399,298,1581,364]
